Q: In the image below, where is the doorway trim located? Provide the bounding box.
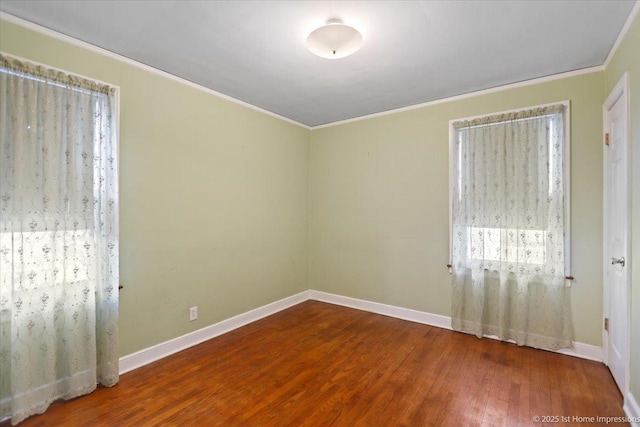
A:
[602,71,630,394]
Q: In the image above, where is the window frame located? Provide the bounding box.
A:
[448,100,571,278]
[0,52,121,290]
[0,51,121,162]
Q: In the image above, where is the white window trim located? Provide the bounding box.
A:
[448,100,571,280]
[0,52,121,289]
[0,51,121,163]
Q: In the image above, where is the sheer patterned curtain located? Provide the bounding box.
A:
[0,54,119,425]
[450,105,573,350]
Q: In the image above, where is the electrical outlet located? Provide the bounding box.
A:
[189,306,198,321]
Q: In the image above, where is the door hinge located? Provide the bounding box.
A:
[604,317,609,331]
[605,133,610,146]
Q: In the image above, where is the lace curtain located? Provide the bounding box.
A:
[0,54,119,425]
[450,105,573,350]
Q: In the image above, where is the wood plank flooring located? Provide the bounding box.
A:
[5,301,626,426]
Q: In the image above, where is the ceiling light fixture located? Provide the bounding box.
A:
[306,19,363,59]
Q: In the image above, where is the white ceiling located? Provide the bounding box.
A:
[0,1,636,127]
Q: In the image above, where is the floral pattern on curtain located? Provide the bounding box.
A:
[0,54,119,425]
[450,105,573,351]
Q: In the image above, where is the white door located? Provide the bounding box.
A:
[603,73,629,394]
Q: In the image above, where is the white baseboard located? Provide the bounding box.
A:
[555,342,603,362]
[624,391,640,427]
[119,290,311,374]
[308,290,602,362]
[119,289,603,375]
[308,290,452,330]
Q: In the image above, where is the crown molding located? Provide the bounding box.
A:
[311,66,603,130]
[0,12,311,130]
[312,0,638,130]
[2,2,636,132]
[603,0,640,69]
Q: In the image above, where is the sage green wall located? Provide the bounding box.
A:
[309,72,605,347]
[0,19,310,357]
[0,12,633,366]
[604,10,640,403]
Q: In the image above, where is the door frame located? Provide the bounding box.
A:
[602,71,630,393]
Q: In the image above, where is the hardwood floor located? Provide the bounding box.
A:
[5,301,626,426]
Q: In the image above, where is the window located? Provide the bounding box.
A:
[450,103,569,274]
[448,103,573,351]
[0,54,120,424]
[0,65,111,292]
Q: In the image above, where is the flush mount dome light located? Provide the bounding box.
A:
[306,19,363,59]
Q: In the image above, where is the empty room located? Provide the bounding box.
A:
[0,1,639,425]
